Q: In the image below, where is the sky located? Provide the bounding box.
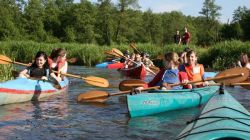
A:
[76,0,250,23]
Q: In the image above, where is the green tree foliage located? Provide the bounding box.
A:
[197,0,221,46]
[95,0,114,45]
[0,0,250,45]
[23,0,47,42]
[0,0,23,40]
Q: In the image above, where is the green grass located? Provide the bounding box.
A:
[0,40,250,81]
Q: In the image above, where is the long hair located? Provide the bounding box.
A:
[164,52,179,66]
[186,50,198,65]
[50,48,66,59]
[31,51,49,69]
[240,53,249,67]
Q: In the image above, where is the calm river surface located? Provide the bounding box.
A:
[0,66,249,140]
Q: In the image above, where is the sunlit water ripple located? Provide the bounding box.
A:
[0,66,249,140]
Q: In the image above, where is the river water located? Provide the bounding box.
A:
[0,66,249,140]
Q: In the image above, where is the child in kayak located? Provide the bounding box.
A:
[19,51,61,83]
[237,53,250,70]
[179,50,209,88]
[136,52,189,91]
[161,52,189,90]
[48,48,68,80]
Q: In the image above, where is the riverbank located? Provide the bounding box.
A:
[0,40,249,70]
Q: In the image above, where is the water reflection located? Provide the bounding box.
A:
[0,66,249,140]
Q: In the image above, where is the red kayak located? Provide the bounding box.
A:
[118,65,146,80]
[107,62,125,69]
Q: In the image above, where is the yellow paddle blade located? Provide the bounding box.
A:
[240,79,250,90]
[215,67,249,84]
[77,90,109,101]
[119,79,147,91]
[129,43,140,54]
[149,66,160,73]
[0,55,12,64]
[67,57,78,63]
[83,76,109,88]
[111,48,124,57]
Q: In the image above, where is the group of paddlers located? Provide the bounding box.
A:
[19,48,68,84]
[17,46,250,91]
[135,48,250,91]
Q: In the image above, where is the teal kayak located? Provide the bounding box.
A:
[127,85,219,118]
[177,89,250,140]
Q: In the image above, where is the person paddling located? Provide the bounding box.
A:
[19,51,61,83]
[136,52,189,91]
[179,50,208,88]
[237,53,250,70]
[48,48,68,80]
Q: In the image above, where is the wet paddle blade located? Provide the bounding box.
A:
[77,90,109,101]
[83,76,109,88]
[119,79,147,91]
[215,67,249,84]
[0,55,12,64]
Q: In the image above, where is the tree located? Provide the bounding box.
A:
[198,0,221,45]
[0,0,23,40]
[199,0,221,21]
[114,0,139,43]
[95,0,114,45]
[23,0,47,41]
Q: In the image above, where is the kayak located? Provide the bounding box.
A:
[127,85,219,118]
[95,59,121,68]
[107,62,125,69]
[177,90,250,140]
[119,65,147,80]
[95,62,110,68]
[0,77,69,105]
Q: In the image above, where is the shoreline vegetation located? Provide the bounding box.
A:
[0,40,249,69]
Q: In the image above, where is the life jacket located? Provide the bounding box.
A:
[162,69,181,90]
[48,57,66,74]
[147,68,166,87]
[179,63,204,86]
[28,67,50,78]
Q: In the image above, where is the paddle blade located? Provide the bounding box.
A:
[119,79,147,91]
[0,55,12,64]
[129,43,140,54]
[111,48,124,57]
[67,57,78,63]
[84,76,109,87]
[149,66,160,73]
[240,79,250,90]
[77,90,109,101]
[215,67,249,84]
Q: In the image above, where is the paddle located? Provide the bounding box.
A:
[67,57,78,63]
[77,68,249,102]
[0,55,109,88]
[111,48,156,75]
[119,79,147,91]
[129,43,160,73]
[118,67,250,91]
[129,43,141,54]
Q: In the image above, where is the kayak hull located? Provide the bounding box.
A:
[0,77,69,105]
[177,90,250,140]
[107,63,125,69]
[127,85,219,118]
[119,65,146,80]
